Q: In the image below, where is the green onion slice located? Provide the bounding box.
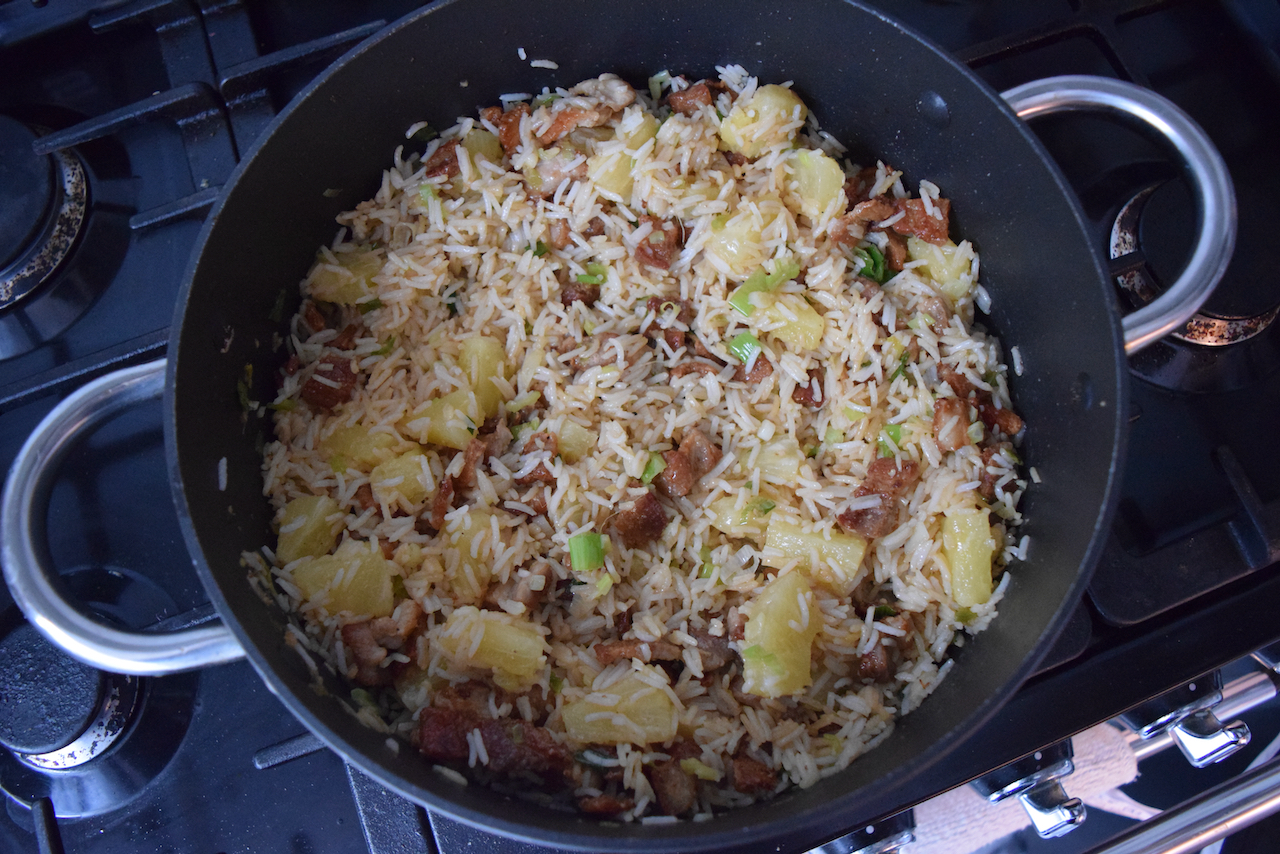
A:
[568,531,607,572]
[726,332,762,365]
[727,258,801,317]
[852,244,888,284]
[640,453,667,484]
[358,297,383,314]
[373,336,396,356]
[531,240,549,257]
[874,604,898,618]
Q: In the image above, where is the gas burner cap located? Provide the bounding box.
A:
[1111,183,1276,347]
[0,120,88,311]
[0,623,108,756]
[0,118,55,271]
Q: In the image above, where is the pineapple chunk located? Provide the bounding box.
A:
[462,129,503,167]
[370,450,430,509]
[785,149,845,219]
[277,495,341,565]
[402,389,477,451]
[320,424,399,470]
[719,84,807,159]
[740,436,804,485]
[562,669,678,745]
[308,249,381,305]
[620,111,660,152]
[291,539,395,617]
[755,292,825,351]
[444,508,496,605]
[587,112,659,200]
[741,570,820,698]
[762,518,867,593]
[459,336,508,420]
[942,507,996,607]
[907,237,974,300]
[437,606,547,690]
[707,494,774,542]
[559,421,598,463]
[705,213,764,278]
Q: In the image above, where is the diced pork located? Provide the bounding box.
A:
[668,82,712,115]
[300,355,358,410]
[634,215,684,270]
[791,367,825,408]
[731,754,778,796]
[647,760,697,816]
[612,492,668,549]
[423,139,461,179]
[592,638,682,666]
[933,396,970,452]
[836,458,921,539]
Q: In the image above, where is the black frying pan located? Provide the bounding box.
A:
[2,0,1233,851]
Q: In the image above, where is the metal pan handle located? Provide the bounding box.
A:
[1000,75,1236,354]
[1,359,245,674]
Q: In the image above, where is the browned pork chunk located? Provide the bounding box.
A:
[668,82,712,115]
[592,639,682,666]
[634,215,683,269]
[837,457,921,539]
[731,754,778,795]
[647,759,697,816]
[612,492,668,548]
[300,355,358,410]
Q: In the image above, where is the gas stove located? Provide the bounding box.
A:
[1,2,1278,853]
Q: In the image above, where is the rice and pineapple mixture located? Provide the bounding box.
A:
[251,66,1027,820]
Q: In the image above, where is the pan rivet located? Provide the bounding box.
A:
[917,91,950,129]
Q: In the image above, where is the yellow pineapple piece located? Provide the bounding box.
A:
[741,570,820,698]
[437,606,546,690]
[942,507,996,607]
[562,669,678,745]
[276,495,341,565]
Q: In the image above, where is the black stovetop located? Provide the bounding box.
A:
[1,1,1278,852]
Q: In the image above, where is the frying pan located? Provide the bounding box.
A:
[1,0,1234,850]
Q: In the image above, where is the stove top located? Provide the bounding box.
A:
[1,1,1278,853]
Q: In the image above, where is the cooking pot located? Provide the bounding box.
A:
[1,0,1234,850]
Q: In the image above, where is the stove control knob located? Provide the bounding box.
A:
[1120,670,1251,768]
[807,809,915,854]
[971,740,1087,839]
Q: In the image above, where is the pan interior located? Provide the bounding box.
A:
[166,0,1125,849]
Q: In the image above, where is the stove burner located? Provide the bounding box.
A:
[0,568,197,819]
[0,119,88,312]
[1111,183,1277,348]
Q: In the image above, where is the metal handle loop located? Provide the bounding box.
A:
[0,359,245,674]
[1001,75,1237,354]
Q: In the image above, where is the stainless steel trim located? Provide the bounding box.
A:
[0,359,245,674]
[1001,75,1237,354]
[1080,756,1280,854]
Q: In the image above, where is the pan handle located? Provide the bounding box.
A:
[1,359,246,675]
[1000,75,1236,354]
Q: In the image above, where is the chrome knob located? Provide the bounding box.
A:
[1121,670,1251,768]
[808,809,915,854]
[971,740,1086,839]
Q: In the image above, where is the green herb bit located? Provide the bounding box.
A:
[877,424,903,458]
[647,70,672,103]
[853,244,889,284]
[568,531,607,572]
[358,297,383,314]
[699,544,714,579]
[350,688,378,709]
[726,332,762,365]
[534,92,561,107]
[373,337,396,356]
[391,575,408,600]
[742,644,783,674]
[508,391,541,412]
[824,427,844,445]
[874,604,898,618]
[844,406,867,422]
[531,240,549,257]
[268,289,288,323]
[805,444,819,458]
[236,378,251,412]
[751,498,776,515]
[641,453,667,485]
[967,420,985,443]
[907,315,934,331]
[890,350,911,381]
[409,124,438,143]
[884,423,904,445]
[596,575,614,595]
[268,398,298,412]
[576,262,609,286]
[727,258,801,317]
[418,184,439,205]
[956,607,976,624]
[549,672,564,694]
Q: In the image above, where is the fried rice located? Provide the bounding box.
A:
[249,65,1028,821]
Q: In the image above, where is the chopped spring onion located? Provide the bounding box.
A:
[418,185,439,205]
[805,444,820,458]
[852,245,888,283]
[680,758,723,781]
[350,688,378,709]
[824,427,843,444]
[710,214,728,232]
[568,531,607,572]
[751,498,777,515]
[823,734,843,753]
[268,398,298,412]
[877,423,903,458]
[844,406,867,421]
[533,92,560,107]
[874,604,898,618]
[967,420,985,443]
[907,314,934,331]
[699,544,714,579]
[641,453,667,484]
[508,391,540,411]
[373,336,396,356]
[358,297,383,314]
[596,575,614,595]
[648,70,672,103]
[727,259,802,317]
[576,262,608,286]
[530,240,549,257]
[236,378,251,412]
[890,350,911,381]
[549,672,564,693]
[726,332,762,365]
